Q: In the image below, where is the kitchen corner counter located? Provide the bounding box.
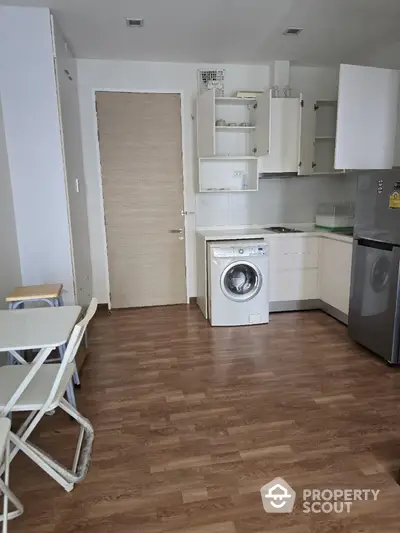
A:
[196,228,270,241]
[195,224,353,325]
[196,225,353,244]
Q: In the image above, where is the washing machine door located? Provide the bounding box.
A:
[221,261,262,302]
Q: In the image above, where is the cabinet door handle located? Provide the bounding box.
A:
[169,229,183,234]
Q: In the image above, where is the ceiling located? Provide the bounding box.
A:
[1,0,400,65]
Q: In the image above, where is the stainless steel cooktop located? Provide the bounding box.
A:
[265,226,304,234]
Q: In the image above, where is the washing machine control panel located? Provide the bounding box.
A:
[212,244,268,258]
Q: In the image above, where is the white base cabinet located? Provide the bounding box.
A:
[269,237,319,304]
[319,238,352,316]
[266,235,353,321]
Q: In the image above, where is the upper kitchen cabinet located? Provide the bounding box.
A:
[308,98,341,175]
[197,89,270,158]
[335,64,400,170]
[258,92,303,175]
[197,89,270,192]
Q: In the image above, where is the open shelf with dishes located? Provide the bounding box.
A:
[196,89,271,192]
[197,89,269,159]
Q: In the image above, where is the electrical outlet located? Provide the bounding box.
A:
[233,170,245,178]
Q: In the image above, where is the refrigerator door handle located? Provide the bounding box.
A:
[357,238,394,251]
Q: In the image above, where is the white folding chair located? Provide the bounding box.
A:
[0,418,23,533]
[0,298,98,493]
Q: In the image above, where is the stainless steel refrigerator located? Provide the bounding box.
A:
[349,169,400,365]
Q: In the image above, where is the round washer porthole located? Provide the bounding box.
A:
[220,261,262,302]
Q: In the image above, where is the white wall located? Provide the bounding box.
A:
[196,174,357,227]
[290,65,339,100]
[53,19,93,306]
[77,59,270,303]
[0,6,75,303]
[0,95,22,308]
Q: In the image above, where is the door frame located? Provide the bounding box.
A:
[92,88,188,310]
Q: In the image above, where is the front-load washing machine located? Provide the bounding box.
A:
[207,241,269,326]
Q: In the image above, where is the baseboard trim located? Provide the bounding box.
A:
[320,301,348,325]
[270,299,348,325]
[269,299,321,313]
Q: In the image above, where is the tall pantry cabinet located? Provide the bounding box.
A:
[0,6,92,305]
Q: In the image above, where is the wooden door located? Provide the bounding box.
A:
[96,92,186,309]
[335,64,399,170]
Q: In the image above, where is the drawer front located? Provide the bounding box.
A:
[269,237,319,270]
[270,269,319,302]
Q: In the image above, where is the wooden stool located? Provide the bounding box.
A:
[6,284,63,309]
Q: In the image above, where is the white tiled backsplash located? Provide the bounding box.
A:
[195,174,357,227]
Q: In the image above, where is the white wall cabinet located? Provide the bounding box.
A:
[197,89,269,158]
[335,64,400,170]
[197,89,270,192]
[319,238,352,316]
[258,93,303,175]
[298,95,316,176]
[196,62,400,193]
[197,89,306,190]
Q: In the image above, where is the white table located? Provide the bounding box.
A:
[0,306,81,408]
[0,306,81,353]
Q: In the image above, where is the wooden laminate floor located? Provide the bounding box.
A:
[8,306,400,532]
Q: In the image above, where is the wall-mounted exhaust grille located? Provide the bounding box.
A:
[126,18,144,28]
[283,27,303,35]
[197,69,225,96]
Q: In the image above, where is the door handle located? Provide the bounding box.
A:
[169,229,183,234]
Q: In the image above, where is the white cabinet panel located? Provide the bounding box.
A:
[258,97,301,174]
[319,238,352,315]
[269,236,319,302]
[197,90,215,157]
[269,237,319,269]
[335,64,400,170]
[270,269,319,302]
[255,90,271,157]
[298,95,316,176]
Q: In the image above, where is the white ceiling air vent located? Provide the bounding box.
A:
[283,27,303,35]
[126,18,144,28]
[198,69,225,96]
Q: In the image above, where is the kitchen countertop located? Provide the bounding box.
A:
[196,224,353,244]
